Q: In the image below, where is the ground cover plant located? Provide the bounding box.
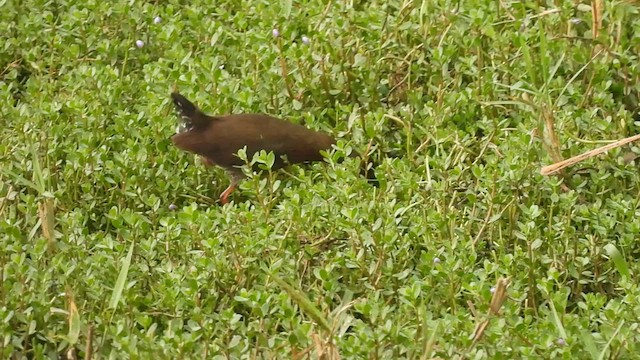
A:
[2,0,640,358]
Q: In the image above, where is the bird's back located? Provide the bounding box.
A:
[174,113,336,170]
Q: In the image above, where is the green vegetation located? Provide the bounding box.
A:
[2,0,640,358]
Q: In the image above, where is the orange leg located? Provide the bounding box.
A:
[199,159,241,205]
[219,183,236,205]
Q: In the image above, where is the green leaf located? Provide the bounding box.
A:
[109,242,135,309]
[282,0,292,18]
[579,329,600,360]
[604,243,630,280]
[548,294,567,339]
[353,54,367,68]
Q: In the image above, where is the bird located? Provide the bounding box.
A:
[169,92,378,204]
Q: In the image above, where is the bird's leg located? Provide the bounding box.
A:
[200,156,232,203]
[219,170,244,205]
[219,182,236,204]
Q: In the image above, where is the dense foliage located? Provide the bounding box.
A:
[2,0,640,358]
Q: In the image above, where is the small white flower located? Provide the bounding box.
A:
[154,16,162,24]
[272,29,280,38]
[135,40,144,48]
[301,35,310,45]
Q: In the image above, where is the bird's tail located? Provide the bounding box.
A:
[170,92,212,127]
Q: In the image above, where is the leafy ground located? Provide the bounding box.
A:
[2,0,640,359]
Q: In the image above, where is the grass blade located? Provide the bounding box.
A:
[604,243,631,281]
[269,272,331,331]
[109,242,134,309]
[68,294,81,345]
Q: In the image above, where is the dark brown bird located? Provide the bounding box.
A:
[170,92,377,204]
